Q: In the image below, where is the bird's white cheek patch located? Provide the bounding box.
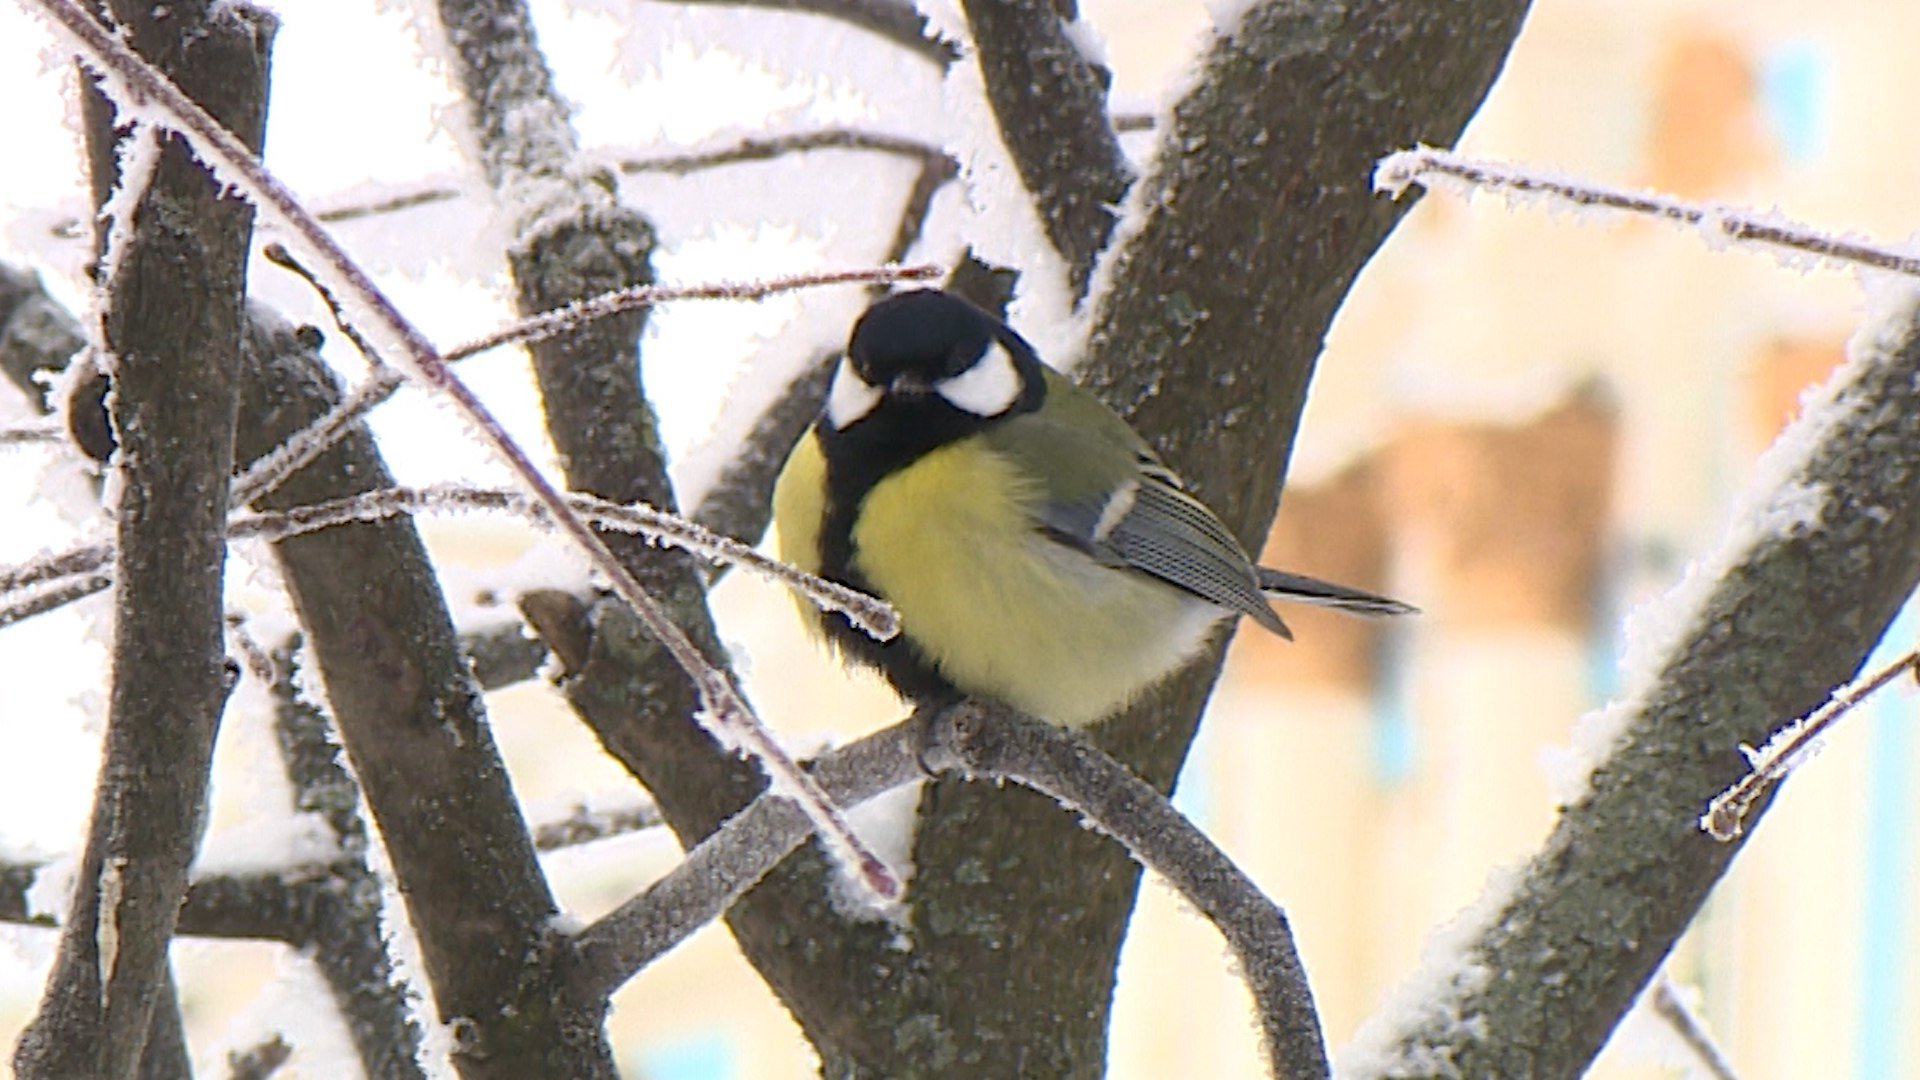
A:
[936,341,1022,417]
[826,360,884,429]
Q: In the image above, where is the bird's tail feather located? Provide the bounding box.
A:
[1255,568,1419,618]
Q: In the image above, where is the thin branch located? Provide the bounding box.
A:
[615,128,957,178]
[1703,644,1920,840]
[229,262,934,520]
[0,573,110,630]
[311,128,957,227]
[229,485,897,640]
[443,263,936,375]
[1376,145,1920,279]
[1651,975,1741,1080]
[0,424,68,447]
[569,719,922,998]
[532,796,664,852]
[920,703,1329,1079]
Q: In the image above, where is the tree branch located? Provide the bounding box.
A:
[568,720,922,997]
[262,642,426,1080]
[15,6,272,1076]
[921,704,1329,1078]
[431,0,832,897]
[838,3,1533,1073]
[1344,293,1920,1075]
[959,0,1129,299]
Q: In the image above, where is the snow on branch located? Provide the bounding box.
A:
[1702,643,1920,840]
[23,0,909,902]
[1376,145,1920,279]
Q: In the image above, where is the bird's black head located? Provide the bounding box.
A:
[825,289,1045,433]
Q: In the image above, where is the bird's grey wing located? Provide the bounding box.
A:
[985,411,1291,637]
[1093,466,1292,638]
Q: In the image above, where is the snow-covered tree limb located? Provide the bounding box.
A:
[960,0,1130,298]
[1376,145,1920,280]
[262,641,427,1080]
[14,5,272,1077]
[1344,290,1920,1076]
[233,313,612,1080]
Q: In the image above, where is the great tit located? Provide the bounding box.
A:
[772,289,1413,727]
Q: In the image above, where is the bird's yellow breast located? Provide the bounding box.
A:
[772,431,828,577]
[847,439,1224,726]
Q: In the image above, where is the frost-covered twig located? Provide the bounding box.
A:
[0,424,70,447]
[1375,145,1920,279]
[231,484,898,640]
[0,574,110,630]
[569,718,923,997]
[311,128,958,226]
[257,241,389,371]
[1651,974,1741,1080]
[444,263,936,366]
[229,262,934,512]
[920,702,1329,1079]
[1702,644,1920,841]
[28,0,905,903]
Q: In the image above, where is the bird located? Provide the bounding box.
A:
[772,288,1414,728]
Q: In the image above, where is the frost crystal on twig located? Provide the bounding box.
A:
[232,485,899,641]
[1376,145,1920,279]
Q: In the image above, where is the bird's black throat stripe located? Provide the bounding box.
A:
[809,376,1044,705]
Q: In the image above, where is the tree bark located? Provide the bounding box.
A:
[13,5,271,1075]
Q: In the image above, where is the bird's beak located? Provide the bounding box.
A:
[890,372,933,397]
